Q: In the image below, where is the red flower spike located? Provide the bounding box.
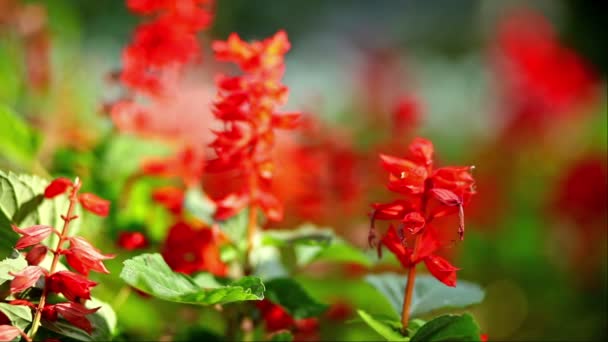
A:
[53,302,100,334]
[401,211,426,234]
[44,178,73,198]
[26,244,49,266]
[117,231,149,251]
[11,224,53,249]
[0,325,22,341]
[213,192,249,221]
[64,237,115,275]
[424,255,459,287]
[9,266,46,293]
[47,271,97,302]
[78,193,110,217]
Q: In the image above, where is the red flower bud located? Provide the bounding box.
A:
[9,266,45,293]
[63,237,115,275]
[26,245,49,266]
[44,178,73,198]
[78,193,110,217]
[47,271,97,302]
[380,154,428,195]
[117,231,149,251]
[430,188,462,206]
[11,224,53,250]
[407,137,434,167]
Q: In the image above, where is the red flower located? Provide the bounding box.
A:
[151,186,185,215]
[371,138,475,287]
[0,325,22,341]
[11,224,53,249]
[78,193,110,217]
[9,266,46,293]
[161,221,227,276]
[256,300,320,339]
[44,178,72,198]
[63,237,115,276]
[206,30,299,222]
[47,271,97,302]
[44,302,100,334]
[117,231,149,251]
[25,244,48,266]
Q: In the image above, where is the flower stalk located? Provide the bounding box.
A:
[29,178,81,339]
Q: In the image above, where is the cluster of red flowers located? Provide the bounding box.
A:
[493,9,598,136]
[369,138,475,286]
[111,0,214,135]
[206,30,300,222]
[0,178,113,339]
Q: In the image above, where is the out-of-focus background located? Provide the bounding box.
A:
[1,0,606,340]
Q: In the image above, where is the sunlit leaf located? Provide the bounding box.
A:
[0,302,32,331]
[0,105,40,168]
[356,310,407,341]
[120,253,264,305]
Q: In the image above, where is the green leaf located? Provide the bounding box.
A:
[120,253,265,305]
[410,314,481,342]
[365,273,485,318]
[356,310,408,341]
[0,250,27,285]
[269,331,293,341]
[42,298,116,341]
[261,224,373,268]
[0,105,41,168]
[0,302,32,331]
[184,187,216,225]
[0,170,79,255]
[264,278,328,319]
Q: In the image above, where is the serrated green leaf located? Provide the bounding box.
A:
[0,104,41,167]
[410,314,480,342]
[365,273,485,318]
[264,278,328,319]
[0,170,80,255]
[120,253,265,305]
[0,250,27,285]
[0,302,32,331]
[357,310,408,341]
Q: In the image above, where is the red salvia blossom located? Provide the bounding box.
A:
[4,177,114,338]
[47,271,97,302]
[117,231,150,250]
[161,221,227,276]
[10,266,46,293]
[0,325,22,341]
[43,177,72,198]
[62,236,115,276]
[11,224,53,249]
[206,30,300,222]
[78,193,111,217]
[369,137,475,287]
[256,300,319,340]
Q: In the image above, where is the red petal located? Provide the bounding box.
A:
[44,178,73,198]
[271,112,300,129]
[424,255,459,287]
[408,137,434,167]
[54,302,99,334]
[78,193,110,217]
[25,245,48,266]
[0,325,22,341]
[429,188,461,206]
[12,224,53,249]
[10,266,45,293]
[47,271,97,302]
[402,211,426,234]
[381,225,414,268]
